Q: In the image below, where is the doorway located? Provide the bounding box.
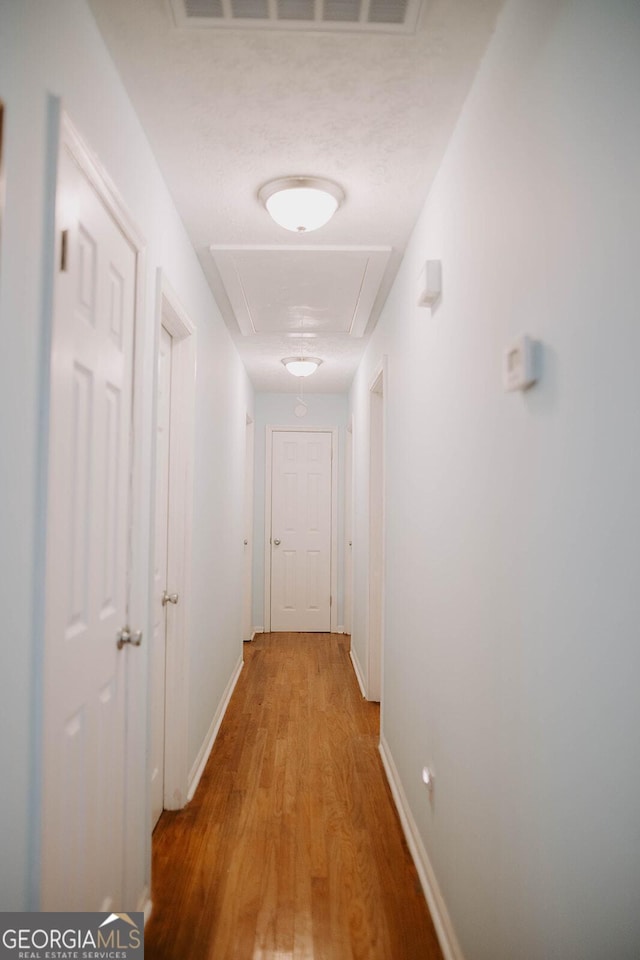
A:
[242,414,255,642]
[151,323,172,829]
[368,362,386,702]
[41,114,145,911]
[264,427,338,633]
[150,273,196,828]
[344,418,354,635]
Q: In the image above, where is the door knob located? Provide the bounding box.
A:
[162,591,179,606]
[116,626,143,650]
[273,538,281,546]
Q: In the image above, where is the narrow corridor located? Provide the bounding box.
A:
[145,633,442,959]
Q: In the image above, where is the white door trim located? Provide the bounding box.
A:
[242,413,255,642]
[264,426,339,634]
[153,269,196,812]
[367,357,387,702]
[43,111,149,912]
[344,416,354,636]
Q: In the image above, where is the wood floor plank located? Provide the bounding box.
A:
[145,633,443,960]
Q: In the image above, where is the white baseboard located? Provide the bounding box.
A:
[187,655,243,801]
[349,648,367,699]
[250,627,263,641]
[140,893,153,925]
[378,735,465,960]
[336,624,346,634]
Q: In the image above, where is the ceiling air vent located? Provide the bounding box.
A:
[172,0,421,33]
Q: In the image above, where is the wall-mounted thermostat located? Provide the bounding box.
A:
[503,335,537,391]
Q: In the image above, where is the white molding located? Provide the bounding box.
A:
[160,272,196,337]
[367,356,387,702]
[242,414,255,643]
[330,428,339,632]
[61,115,145,254]
[369,357,386,393]
[155,270,197,814]
[249,627,263,641]
[187,656,244,801]
[263,428,272,632]
[344,414,354,636]
[138,891,152,924]
[350,648,367,699]
[337,624,346,634]
[124,187,149,917]
[378,736,466,960]
[264,426,339,633]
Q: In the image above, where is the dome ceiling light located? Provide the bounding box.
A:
[281,357,323,377]
[259,177,345,233]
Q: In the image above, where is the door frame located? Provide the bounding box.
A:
[42,109,149,911]
[344,416,354,635]
[153,269,196,812]
[264,425,339,633]
[242,412,255,641]
[367,358,387,702]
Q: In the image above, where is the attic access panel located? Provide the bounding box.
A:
[171,0,423,33]
[209,245,391,338]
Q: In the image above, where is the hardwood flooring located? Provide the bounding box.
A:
[145,633,443,960]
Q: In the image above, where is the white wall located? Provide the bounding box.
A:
[0,0,252,910]
[252,393,348,631]
[350,1,640,958]
[188,310,252,766]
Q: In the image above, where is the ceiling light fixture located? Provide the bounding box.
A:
[259,177,344,233]
[282,357,322,377]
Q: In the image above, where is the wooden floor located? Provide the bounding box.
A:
[145,633,443,960]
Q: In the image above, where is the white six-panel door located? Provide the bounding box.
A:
[270,430,332,632]
[151,325,172,829]
[41,141,137,910]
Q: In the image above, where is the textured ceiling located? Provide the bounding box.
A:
[88,0,503,393]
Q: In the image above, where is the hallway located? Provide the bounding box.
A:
[3,3,640,956]
[146,633,442,959]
